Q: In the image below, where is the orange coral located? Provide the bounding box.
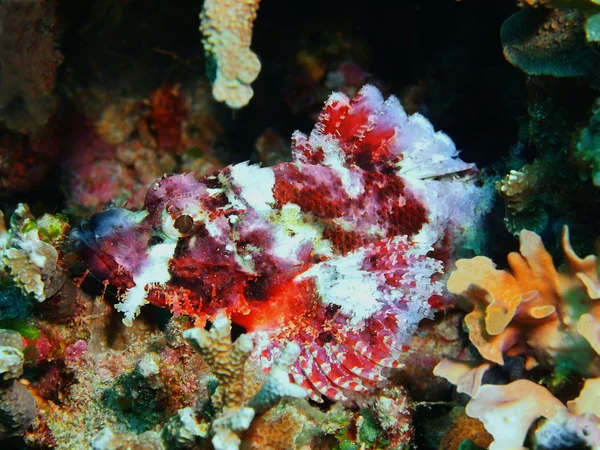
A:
[433,359,492,398]
[447,227,600,375]
[439,409,492,450]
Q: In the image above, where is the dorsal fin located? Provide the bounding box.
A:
[291,84,474,177]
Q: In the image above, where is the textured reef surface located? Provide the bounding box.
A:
[1,1,599,449]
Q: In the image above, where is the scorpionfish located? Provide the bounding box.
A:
[77,85,489,402]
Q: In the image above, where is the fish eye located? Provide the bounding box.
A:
[160,198,204,239]
[173,215,194,234]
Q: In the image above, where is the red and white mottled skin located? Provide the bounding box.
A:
[78,85,488,402]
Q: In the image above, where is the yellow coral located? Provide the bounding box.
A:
[435,359,600,450]
[200,0,261,108]
[447,227,600,374]
[433,359,492,398]
[495,166,540,214]
[438,409,492,450]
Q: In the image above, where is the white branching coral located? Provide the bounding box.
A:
[183,312,306,450]
[91,314,305,450]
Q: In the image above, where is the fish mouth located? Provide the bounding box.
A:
[74,207,150,288]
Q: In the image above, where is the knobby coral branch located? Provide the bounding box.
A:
[200,0,261,109]
[183,312,306,450]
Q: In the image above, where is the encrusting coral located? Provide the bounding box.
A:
[0,329,36,439]
[446,226,600,375]
[200,0,262,108]
[502,0,600,78]
[0,204,68,302]
[438,408,493,450]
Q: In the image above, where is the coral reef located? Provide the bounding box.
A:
[493,78,599,237]
[495,0,600,237]
[446,227,600,375]
[63,82,225,214]
[200,0,262,108]
[501,7,600,78]
[437,363,600,450]
[89,313,307,450]
[573,96,600,187]
[518,0,600,44]
[0,125,62,195]
[438,408,492,450]
[183,313,305,450]
[0,329,36,439]
[495,164,547,235]
[0,205,68,302]
[436,224,600,448]
[0,0,63,133]
[3,1,600,448]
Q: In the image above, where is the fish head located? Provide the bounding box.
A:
[75,207,152,289]
[75,172,243,310]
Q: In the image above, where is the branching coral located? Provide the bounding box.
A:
[0,329,36,439]
[0,205,68,302]
[200,0,262,108]
[447,227,600,375]
[183,312,306,450]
